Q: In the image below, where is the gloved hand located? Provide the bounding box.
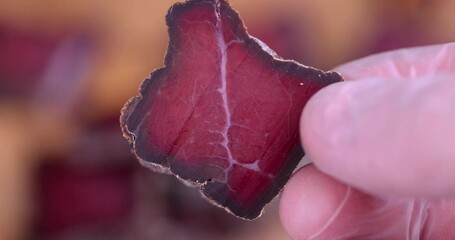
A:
[280,42,455,240]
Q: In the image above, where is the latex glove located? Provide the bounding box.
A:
[280,43,455,240]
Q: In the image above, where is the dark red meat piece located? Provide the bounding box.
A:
[121,0,342,220]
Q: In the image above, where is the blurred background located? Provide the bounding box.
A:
[0,0,454,239]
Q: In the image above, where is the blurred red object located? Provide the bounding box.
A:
[37,162,133,235]
[0,27,60,97]
[36,117,135,237]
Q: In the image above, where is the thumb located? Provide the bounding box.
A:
[301,73,455,197]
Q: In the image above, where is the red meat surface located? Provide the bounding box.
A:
[121,0,342,219]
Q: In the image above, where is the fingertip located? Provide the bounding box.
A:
[299,81,357,177]
[279,165,349,239]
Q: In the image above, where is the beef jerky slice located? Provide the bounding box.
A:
[121,0,342,220]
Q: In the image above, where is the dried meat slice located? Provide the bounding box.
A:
[121,0,343,220]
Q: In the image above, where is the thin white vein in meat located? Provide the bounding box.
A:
[215,11,234,169]
[241,161,261,172]
[214,7,264,177]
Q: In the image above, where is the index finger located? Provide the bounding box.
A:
[335,42,455,80]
